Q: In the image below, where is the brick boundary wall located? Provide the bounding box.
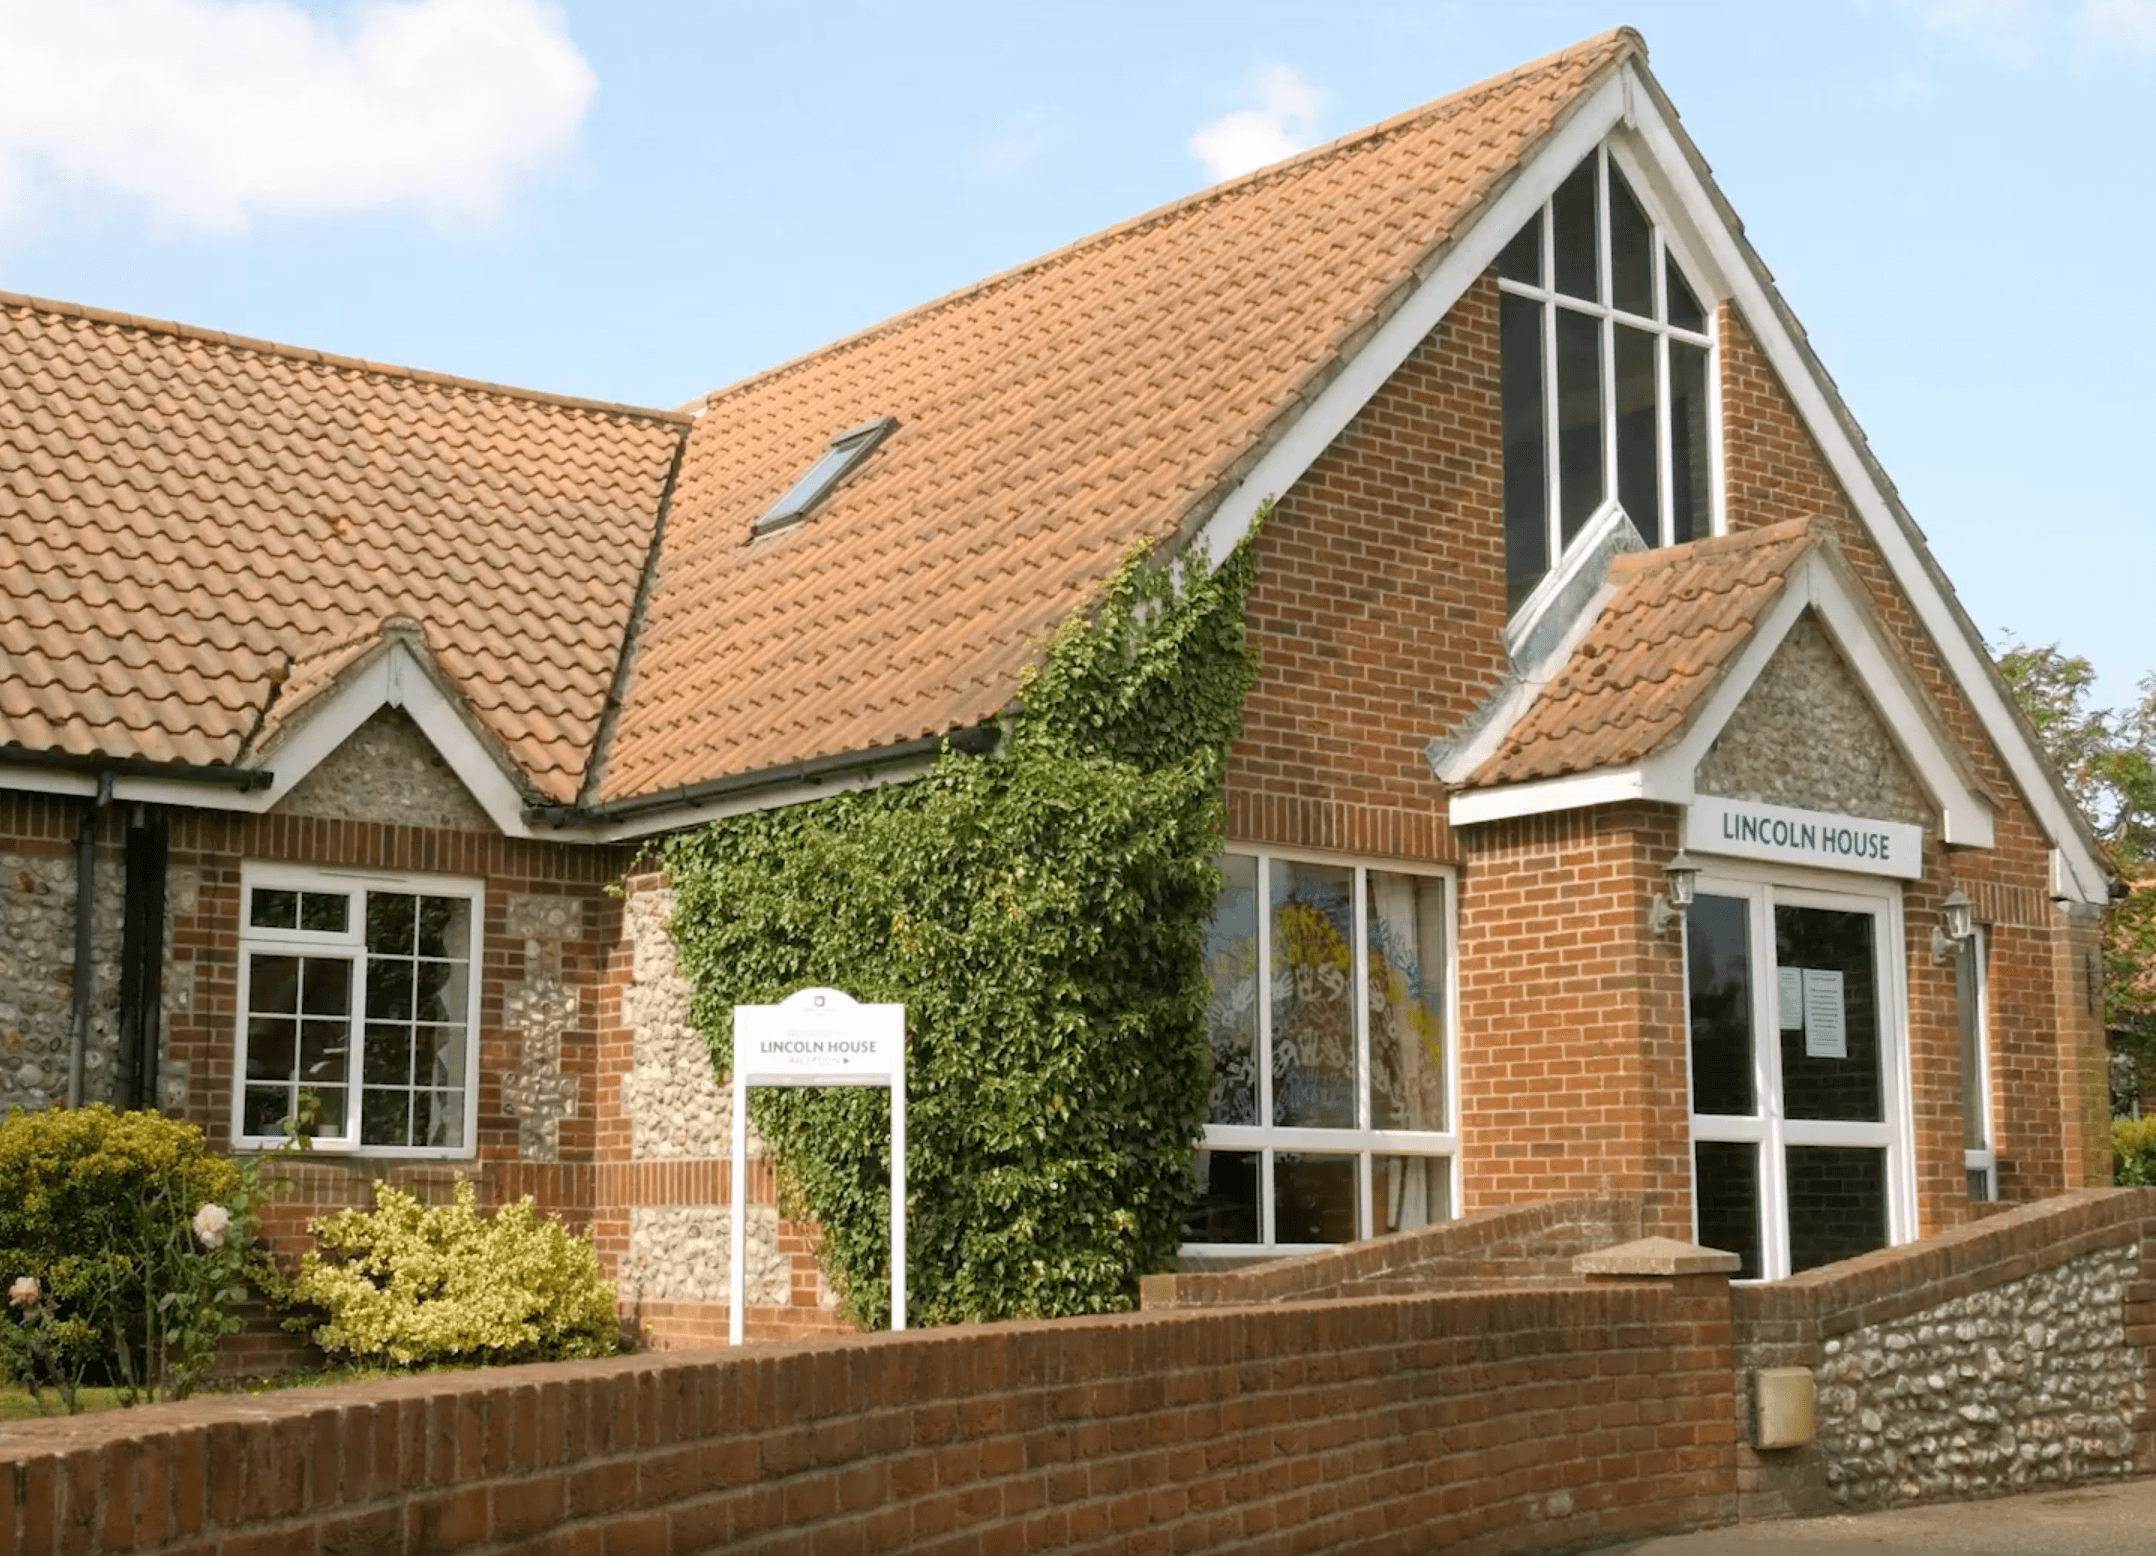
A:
[0,1278,1738,1556]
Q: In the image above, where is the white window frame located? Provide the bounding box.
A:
[231,862,484,1158]
[1186,846,1459,1257]
[1685,863,1916,1281]
[1496,138,1723,574]
[1959,926,1996,1201]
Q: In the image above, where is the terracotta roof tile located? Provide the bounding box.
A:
[0,293,685,802]
[597,29,1640,802]
[1466,518,1822,789]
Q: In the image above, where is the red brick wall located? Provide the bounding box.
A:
[0,1272,1741,1556]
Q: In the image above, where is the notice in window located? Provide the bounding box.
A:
[1802,968,1846,1059]
[1778,968,1803,1031]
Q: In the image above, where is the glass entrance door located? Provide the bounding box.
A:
[1687,875,1910,1279]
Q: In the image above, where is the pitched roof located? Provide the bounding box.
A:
[0,293,686,802]
[593,29,1641,803]
[1467,518,1821,789]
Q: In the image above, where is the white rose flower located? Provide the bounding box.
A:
[7,1276,38,1310]
[192,1203,232,1251]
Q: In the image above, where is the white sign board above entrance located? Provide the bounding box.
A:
[1685,797,1922,880]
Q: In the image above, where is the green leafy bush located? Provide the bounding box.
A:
[0,1104,272,1407]
[2114,1116,2156,1185]
[288,1181,619,1366]
[662,525,1261,1328]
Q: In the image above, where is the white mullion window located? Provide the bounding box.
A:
[1496,140,1719,611]
[234,863,483,1157]
[1186,847,1457,1256]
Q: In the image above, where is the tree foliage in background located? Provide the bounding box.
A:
[1995,639,2156,1107]
[660,525,1261,1328]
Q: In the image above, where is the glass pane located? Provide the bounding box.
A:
[245,1017,296,1082]
[416,896,471,961]
[300,957,350,1016]
[1694,1140,1760,1281]
[1669,340,1711,544]
[1500,292,1549,612]
[1608,163,1654,318]
[361,1089,412,1148]
[1367,872,1447,1131]
[1615,324,1660,545]
[243,1085,290,1138]
[1957,942,1987,1151]
[1686,894,1754,1116]
[363,1024,412,1086]
[250,888,298,930]
[1551,156,1600,301]
[1274,1152,1358,1244]
[1966,1166,1994,1203]
[299,892,349,934]
[1270,861,1356,1129]
[1786,1145,1887,1272]
[1775,905,1882,1123]
[1555,308,1604,544]
[366,892,416,956]
[420,1091,464,1150]
[415,960,467,1025]
[1497,215,1542,285]
[1183,1150,1260,1245]
[365,959,414,1022]
[299,1019,348,1083]
[1666,252,1706,332]
[1204,855,1261,1126]
[248,954,299,1015]
[1373,1155,1450,1236]
[308,1085,348,1138]
[414,1025,464,1089]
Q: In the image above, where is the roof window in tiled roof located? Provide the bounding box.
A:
[751,416,896,537]
[1496,142,1716,613]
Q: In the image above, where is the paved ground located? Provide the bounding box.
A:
[1583,1475,2156,1555]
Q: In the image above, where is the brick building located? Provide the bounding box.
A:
[0,29,2113,1336]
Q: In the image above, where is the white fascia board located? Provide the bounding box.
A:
[1192,73,1628,571]
[1446,768,1655,827]
[0,766,98,800]
[1622,70,2102,901]
[553,755,941,847]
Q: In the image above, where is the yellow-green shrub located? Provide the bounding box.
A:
[2115,1116,2156,1186]
[289,1182,619,1366]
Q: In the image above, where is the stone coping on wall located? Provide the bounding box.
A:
[1139,1194,1643,1308]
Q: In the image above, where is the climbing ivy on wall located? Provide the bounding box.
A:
[660,521,1261,1328]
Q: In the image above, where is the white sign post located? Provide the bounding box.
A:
[727,987,905,1346]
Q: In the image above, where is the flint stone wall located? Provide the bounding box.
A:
[623,1203,788,1307]
[1814,1244,2144,1503]
[620,885,732,1160]
[271,706,493,833]
[1697,611,1932,828]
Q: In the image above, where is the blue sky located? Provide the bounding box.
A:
[3,0,2150,706]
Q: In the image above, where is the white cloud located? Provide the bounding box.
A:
[1188,65,1322,184]
[2077,0,2156,52]
[972,110,1055,180]
[0,0,595,235]
[1896,0,2045,63]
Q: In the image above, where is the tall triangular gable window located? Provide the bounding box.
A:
[752,416,896,537]
[1497,144,1716,612]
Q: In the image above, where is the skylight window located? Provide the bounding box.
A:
[752,417,896,537]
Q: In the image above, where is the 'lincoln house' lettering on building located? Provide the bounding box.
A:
[1721,810,1894,864]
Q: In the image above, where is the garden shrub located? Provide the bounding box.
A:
[288,1181,619,1366]
[661,524,1261,1328]
[0,1104,270,1406]
[2114,1115,2156,1185]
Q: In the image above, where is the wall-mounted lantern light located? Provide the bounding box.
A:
[1931,887,1975,963]
[1650,850,1701,937]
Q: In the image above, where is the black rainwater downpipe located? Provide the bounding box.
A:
[70,773,112,1109]
[117,805,169,1111]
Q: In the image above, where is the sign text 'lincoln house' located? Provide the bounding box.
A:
[1684,796,1922,880]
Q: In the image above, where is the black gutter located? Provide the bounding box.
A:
[527,723,1000,830]
[0,745,273,791]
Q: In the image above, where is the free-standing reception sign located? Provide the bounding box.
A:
[728,987,905,1345]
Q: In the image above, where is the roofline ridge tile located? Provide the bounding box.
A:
[0,289,692,429]
[675,28,1642,421]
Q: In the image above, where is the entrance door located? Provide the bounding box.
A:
[1686,873,1911,1279]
